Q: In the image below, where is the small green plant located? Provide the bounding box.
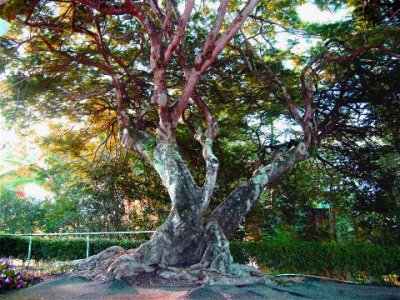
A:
[144,139,157,158]
[40,262,74,276]
[275,278,298,286]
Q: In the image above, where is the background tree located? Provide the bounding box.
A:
[0,165,46,233]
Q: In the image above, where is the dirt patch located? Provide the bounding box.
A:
[2,275,400,300]
[2,276,189,300]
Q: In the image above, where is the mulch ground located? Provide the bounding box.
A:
[1,275,399,299]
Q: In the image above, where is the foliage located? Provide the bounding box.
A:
[37,152,170,232]
[0,235,146,261]
[238,159,355,243]
[0,258,41,293]
[349,153,400,244]
[0,159,47,233]
[1,235,399,283]
[240,149,400,245]
[0,188,45,234]
[0,149,170,233]
[230,239,400,280]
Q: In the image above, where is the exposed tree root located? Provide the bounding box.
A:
[70,245,269,287]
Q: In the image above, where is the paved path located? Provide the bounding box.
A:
[2,276,400,299]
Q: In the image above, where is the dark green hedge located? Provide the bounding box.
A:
[230,240,400,277]
[1,236,399,278]
[0,236,144,261]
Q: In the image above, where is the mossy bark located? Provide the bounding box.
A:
[107,128,310,283]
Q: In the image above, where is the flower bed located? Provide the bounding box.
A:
[0,258,42,293]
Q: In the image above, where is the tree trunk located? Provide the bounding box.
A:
[78,128,309,284]
[107,131,222,281]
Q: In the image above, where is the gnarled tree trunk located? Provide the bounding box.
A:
[75,127,310,285]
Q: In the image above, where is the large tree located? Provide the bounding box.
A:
[1,0,399,283]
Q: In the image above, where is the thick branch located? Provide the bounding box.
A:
[202,0,229,55]
[151,140,205,224]
[200,138,219,215]
[164,0,195,64]
[207,141,310,238]
[175,48,219,211]
[119,126,156,165]
[150,0,165,22]
[75,0,155,35]
[170,0,260,125]
[198,0,260,73]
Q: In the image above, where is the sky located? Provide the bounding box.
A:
[0,17,8,35]
[275,3,350,67]
[0,2,351,199]
[297,3,350,23]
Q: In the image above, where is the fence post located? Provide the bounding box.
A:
[27,236,32,269]
[86,234,90,258]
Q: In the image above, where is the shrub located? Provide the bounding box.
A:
[0,258,41,293]
[1,236,399,281]
[230,240,400,279]
[0,236,145,261]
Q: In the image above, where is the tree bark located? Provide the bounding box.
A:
[109,129,220,281]
[207,142,310,239]
[106,128,310,282]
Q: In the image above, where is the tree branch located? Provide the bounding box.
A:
[198,0,260,73]
[202,0,229,55]
[238,31,304,129]
[170,0,260,127]
[207,141,310,238]
[164,0,195,64]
